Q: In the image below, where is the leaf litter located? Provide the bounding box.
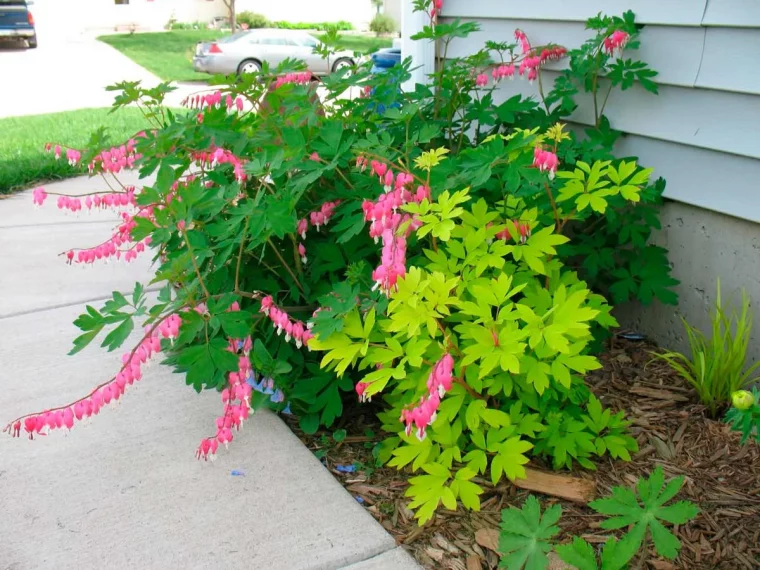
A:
[288,339,760,569]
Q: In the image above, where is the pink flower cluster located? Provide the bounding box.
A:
[87,141,141,175]
[475,30,568,88]
[518,55,541,82]
[11,314,181,439]
[53,189,137,214]
[260,296,314,349]
[192,146,247,183]
[491,64,516,82]
[361,163,429,293]
[539,46,568,63]
[307,200,340,233]
[400,354,454,441]
[197,309,255,461]
[32,187,47,206]
[603,30,629,56]
[356,381,371,402]
[296,199,341,262]
[369,160,416,193]
[45,143,81,165]
[66,211,152,265]
[184,90,244,113]
[496,220,531,244]
[195,350,253,461]
[515,29,531,54]
[429,0,443,19]
[374,229,408,293]
[274,71,312,89]
[532,146,559,179]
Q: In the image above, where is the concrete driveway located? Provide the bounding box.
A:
[0,0,198,119]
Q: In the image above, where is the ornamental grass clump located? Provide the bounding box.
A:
[653,280,760,417]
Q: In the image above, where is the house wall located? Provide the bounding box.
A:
[434,0,760,361]
[383,0,402,30]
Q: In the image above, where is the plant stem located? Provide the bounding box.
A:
[590,48,602,127]
[544,182,561,228]
[267,239,306,296]
[598,82,614,124]
[337,168,355,191]
[537,68,550,114]
[235,216,250,292]
[634,533,649,570]
[182,230,210,298]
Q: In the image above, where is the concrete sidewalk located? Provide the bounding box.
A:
[0,177,420,570]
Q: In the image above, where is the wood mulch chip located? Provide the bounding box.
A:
[287,338,760,569]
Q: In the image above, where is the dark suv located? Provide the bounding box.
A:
[0,0,37,49]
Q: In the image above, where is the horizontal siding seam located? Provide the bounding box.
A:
[562,120,758,161]
[438,14,707,28]
[440,54,760,96]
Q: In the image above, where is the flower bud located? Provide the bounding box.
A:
[731,390,755,410]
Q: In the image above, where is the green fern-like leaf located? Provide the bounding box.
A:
[589,466,700,561]
[498,496,561,570]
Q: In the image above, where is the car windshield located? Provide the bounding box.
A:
[299,36,318,48]
[218,31,250,44]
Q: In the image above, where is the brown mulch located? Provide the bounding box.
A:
[287,338,760,570]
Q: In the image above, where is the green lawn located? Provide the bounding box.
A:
[99,31,392,83]
[0,108,153,194]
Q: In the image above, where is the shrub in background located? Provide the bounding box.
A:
[273,20,354,31]
[167,20,206,30]
[236,11,270,29]
[369,13,397,35]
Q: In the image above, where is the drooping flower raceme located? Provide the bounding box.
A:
[400,354,455,441]
[514,29,531,54]
[360,161,429,294]
[496,220,532,244]
[260,296,314,349]
[532,146,559,179]
[192,146,247,183]
[603,30,629,56]
[296,199,341,261]
[10,314,181,440]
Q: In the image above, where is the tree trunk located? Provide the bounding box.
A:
[223,0,236,32]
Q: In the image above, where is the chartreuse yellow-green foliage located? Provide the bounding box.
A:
[310,143,654,524]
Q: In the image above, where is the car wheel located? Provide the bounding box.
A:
[331,58,354,73]
[27,35,37,49]
[237,59,261,76]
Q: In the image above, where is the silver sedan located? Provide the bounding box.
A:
[192,29,356,77]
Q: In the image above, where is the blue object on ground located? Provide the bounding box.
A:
[368,48,402,116]
[335,464,358,473]
[371,48,401,69]
[355,496,365,504]
[231,470,246,477]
